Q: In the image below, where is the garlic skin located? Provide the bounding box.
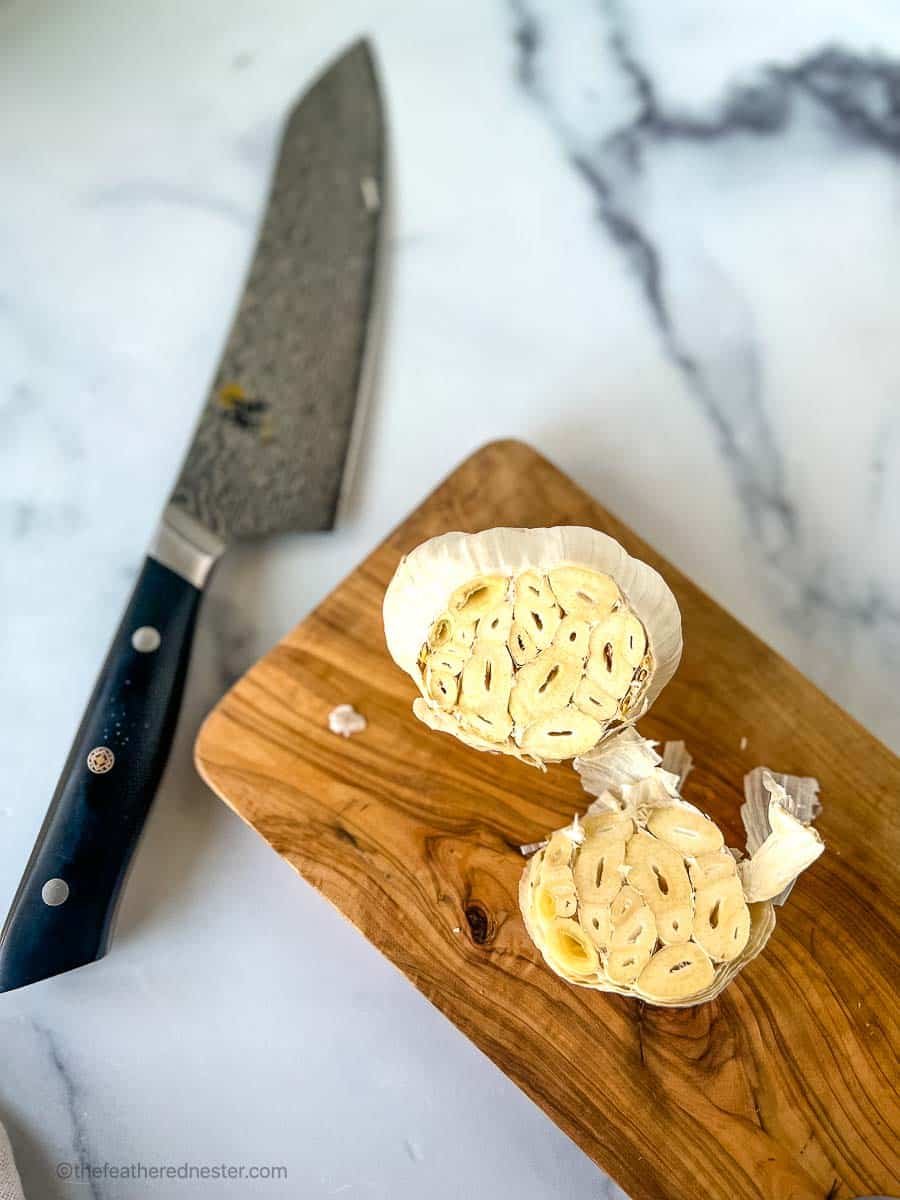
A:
[383,528,682,766]
[519,731,824,1007]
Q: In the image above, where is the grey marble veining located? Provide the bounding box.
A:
[1,1,898,1197]
[512,0,900,694]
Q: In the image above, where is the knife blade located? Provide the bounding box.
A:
[0,39,385,993]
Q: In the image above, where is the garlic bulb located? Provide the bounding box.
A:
[519,731,824,1006]
[383,528,682,767]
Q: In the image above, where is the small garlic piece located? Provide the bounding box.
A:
[327,704,367,738]
[383,528,682,767]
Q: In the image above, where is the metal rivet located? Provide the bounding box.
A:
[42,878,70,907]
[131,625,161,653]
[86,746,115,774]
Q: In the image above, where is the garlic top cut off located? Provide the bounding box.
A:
[383,528,682,767]
[519,731,825,1006]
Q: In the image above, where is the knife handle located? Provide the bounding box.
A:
[0,556,203,992]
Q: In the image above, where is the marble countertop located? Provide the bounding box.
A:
[2,1,899,1197]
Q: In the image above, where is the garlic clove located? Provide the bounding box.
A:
[509,648,581,726]
[610,884,643,926]
[459,642,513,719]
[423,667,459,710]
[573,835,627,905]
[543,918,600,978]
[578,902,613,952]
[647,804,725,857]
[689,850,738,889]
[448,575,510,621]
[477,604,514,643]
[553,615,591,658]
[607,903,657,985]
[637,942,714,1003]
[582,810,634,841]
[517,707,605,761]
[586,622,639,697]
[624,831,693,943]
[692,876,751,962]
[508,620,539,667]
[547,566,620,621]
[425,643,469,676]
[572,677,620,723]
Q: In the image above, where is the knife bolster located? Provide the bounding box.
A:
[149,503,225,589]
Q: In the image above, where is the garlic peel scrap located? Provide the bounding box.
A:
[521,730,824,1006]
[384,528,682,766]
[738,772,824,904]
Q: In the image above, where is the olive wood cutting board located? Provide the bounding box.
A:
[195,440,899,1200]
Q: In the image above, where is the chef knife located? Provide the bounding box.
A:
[0,39,385,993]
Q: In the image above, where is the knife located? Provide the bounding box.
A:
[0,39,385,993]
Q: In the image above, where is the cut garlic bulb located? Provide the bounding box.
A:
[519,730,824,1007]
[384,528,682,767]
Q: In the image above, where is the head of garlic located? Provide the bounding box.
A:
[382,527,682,767]
[519,731,824,1006]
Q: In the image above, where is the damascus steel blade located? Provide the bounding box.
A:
[170,39,385,539]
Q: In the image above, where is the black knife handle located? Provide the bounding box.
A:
[0,556,203,992]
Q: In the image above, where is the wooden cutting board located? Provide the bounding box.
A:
[195,440,899,1200]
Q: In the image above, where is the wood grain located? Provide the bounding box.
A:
[195,440,899,1200]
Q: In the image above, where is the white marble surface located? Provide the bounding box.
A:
[2,1,900,1197]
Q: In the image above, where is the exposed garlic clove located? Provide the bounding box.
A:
[427,613,454,650]
[543,919,600,978]
[573,836,627,905]
[600,609,647,667]
[578,902,612,952]
[688,850,738,889]
[426,644,469,676]
[607,903,657,985]
[547,566,620,620]
[509,648,581,726]
[423,667,460,710]
[513,573,561,651]
[647,804,725,857]
[508,620,539,667]
[572,676,619,723]
[452,621,478,649]
[607,944,654,986]
[582,811,634,841]
[533,884,558,927]
[477,603,514,643]
[626,831,692,903]
[692,876,751,962]
[586,623,638,697]
[534,883,576,922]
[610,884,643,926]
[459,642,513,719]
[514,570,556,609]
[513,601,561,653]
[553,615,591,657]
[637,943,714,1003]
[625,831,693,943]
[448,575,510,621]
[460,709,514,745]
[517,707,604,761]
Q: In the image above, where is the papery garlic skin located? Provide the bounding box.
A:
[383,528,682,766]
[518,731,824,1007]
